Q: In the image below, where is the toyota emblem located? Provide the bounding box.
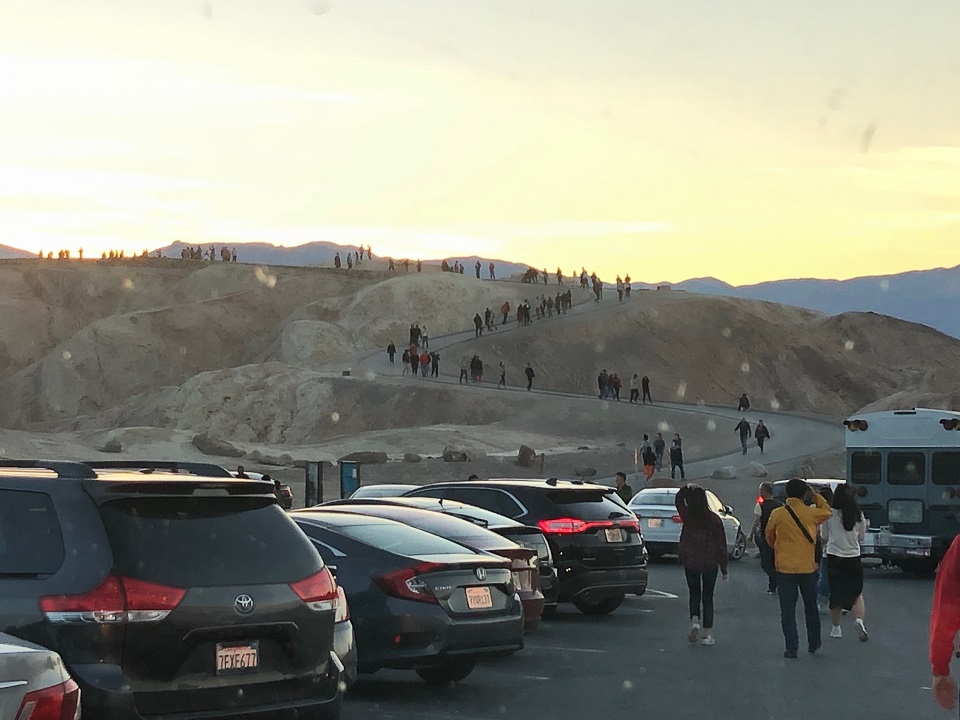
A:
[475,567,486,581]
[234,594,255,615]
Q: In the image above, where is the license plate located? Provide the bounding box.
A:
[216,642,259,675]
[465,586,493,610]
[604,528,625,543]
[647,518,662,529]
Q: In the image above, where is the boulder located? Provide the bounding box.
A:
[339,451,389,465]
[711,466,737,479]
[99,438,123,454]
[517,445,537,468]
[403,453,422,463]
[747,462,768,478]
[192,433,244,458]
[442,446,469,463]
[245,450,264,463]
[261,453,295,467]
[574,467,597,478]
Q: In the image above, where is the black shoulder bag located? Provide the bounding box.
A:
[783,503,823,564]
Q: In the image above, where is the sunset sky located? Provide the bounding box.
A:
[1,0,958,285]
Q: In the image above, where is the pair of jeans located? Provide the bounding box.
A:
[777,571,821,653]
[671,461,685,480]
[684,567,719,628]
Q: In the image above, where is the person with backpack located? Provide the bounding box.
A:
[754,419,771,454]
[746,482,782,594]
[821,484,868,642]
[765,479,832,658]
[676,484,729,646]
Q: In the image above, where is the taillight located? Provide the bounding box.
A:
[15,678,81,720]
[334,585,350,623]
[671,515,683,524]
[538,517,639,534]
[289,568,338,612]
[619,518,640,532]
[374,562,441,604]
[39,575,185,624]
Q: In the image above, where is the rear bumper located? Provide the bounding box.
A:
[644,541,679,556]
[540,568,559,607]
[357,601,524,672]
[519,591,545,633]
[334,620,358,687]
[557,565,648,601]
[860,529,934,559]
[72,651,342,720]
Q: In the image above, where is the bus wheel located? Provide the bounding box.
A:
[898,558,937,576]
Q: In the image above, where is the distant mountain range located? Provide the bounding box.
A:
[670,266,960,339]
[0,243,35,260]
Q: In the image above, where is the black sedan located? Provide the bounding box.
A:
[291,511,524,683]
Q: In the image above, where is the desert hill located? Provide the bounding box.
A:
[0,258,956,446]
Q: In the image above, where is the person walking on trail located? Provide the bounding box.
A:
[610,373,622,400]
[598,369,609,399]
[676,484,729,646]
[746,482,782,594]
[459,356,469,384]
[629,374,640,403]
[930,533,960,710]
[524,363,535,391]
[653,432,666,470]
[735,417,752,455]
[473,313,484,337]
[669,434,685,480]
[641,375,652,404]
[430,351,440,378]
[765,478,832,659]
[420,325,429,349]
[386,342,396,364]
[498,362,506,389]
[642,446,657,485]
[489,262,495,280]
[410,349,420,377]
[821,484,869,642]
[614,471,634,504]
[816,486,834,614]
[500,301,510,326]
[418,350,430,377]
[737,393,751,412]
[475,260,481,279]
[754,420,771,454]
[556,268,564,285]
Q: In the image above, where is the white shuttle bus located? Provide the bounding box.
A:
[844,408,960,572]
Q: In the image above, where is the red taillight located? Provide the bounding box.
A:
[671,514,683,524]
[334,585,350,623]
[538,517,639,534]
[15,678,81,720]
[374,562,441,604]
[39,575,184,624]
[619,518,640,532]
[289,568,338,612]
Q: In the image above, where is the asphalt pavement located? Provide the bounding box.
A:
[342,557,943,720]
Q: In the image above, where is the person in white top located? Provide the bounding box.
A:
[820,484,868,641]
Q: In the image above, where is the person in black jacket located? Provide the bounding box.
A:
[670,434,685,480]
[737,393,750,412]
[524,363,535,391]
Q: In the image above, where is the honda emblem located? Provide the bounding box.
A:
[475,567,486,581]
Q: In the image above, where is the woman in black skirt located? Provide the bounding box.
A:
[821,484,868,641]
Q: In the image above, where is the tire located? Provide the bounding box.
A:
[541,604,558,619]
[416,659,476,684]
[898,558,937,577]
[572,592,625,616]
[730,530,746,561]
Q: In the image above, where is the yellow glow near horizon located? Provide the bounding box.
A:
[1,1,959,285]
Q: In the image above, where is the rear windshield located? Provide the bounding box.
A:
[546,490,633,520]
[329,520,477,557]
[349,508,513,551]
[631,492,676,506]
[100,497,321,587]
[0,490,64,576]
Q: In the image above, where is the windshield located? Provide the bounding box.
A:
[630,492,677,507]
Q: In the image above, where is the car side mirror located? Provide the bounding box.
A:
[724,505,734,514]
[327,565,338,579]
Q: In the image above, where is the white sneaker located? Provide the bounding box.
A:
[830,625,842,639]
[856,619,869,642]
[688,618,700,644]
[701,635,715,646]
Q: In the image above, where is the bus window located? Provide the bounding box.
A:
[933,452,960,485]
[888,452,925,485]
[851,451,881,484]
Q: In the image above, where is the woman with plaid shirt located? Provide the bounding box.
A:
[676,485,729,646]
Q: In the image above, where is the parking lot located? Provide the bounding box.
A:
[344,558,940,720]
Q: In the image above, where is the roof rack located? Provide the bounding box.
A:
[0,460,98,479]
[81,461,233,478]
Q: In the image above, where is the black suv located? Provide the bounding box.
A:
[404,479,648,615]
[0,460,342,719]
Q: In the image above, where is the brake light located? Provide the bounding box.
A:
[619,518,640,532]
[538,517,615,534]
[671,514,683,524]
[39,575,185,624]
[374,562,441,604]
[15,678,81,720]
[289,568,338,612]
[334,585,350,623]
[942,419,960,431]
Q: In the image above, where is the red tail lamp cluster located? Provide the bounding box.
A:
[843,419,869,431]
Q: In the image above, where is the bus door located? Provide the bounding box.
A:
[929,448,960,545]
[883,448,927,534]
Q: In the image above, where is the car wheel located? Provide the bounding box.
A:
[416,659,476,684]
[572,592,624,615]
[541,604,558,619]
[647,550,663,561]
[730,530,746,561]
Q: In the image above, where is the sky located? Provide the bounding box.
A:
[0,0,958,285]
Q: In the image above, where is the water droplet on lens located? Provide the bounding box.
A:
[707,420,717,432]
[740,362,750,373]
[331,412,340,423]
[844,340,854,351]
[721,327,732,337]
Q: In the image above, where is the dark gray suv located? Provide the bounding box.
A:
[0,460,342,720]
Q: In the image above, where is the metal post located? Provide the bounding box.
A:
[304,461,322,507]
